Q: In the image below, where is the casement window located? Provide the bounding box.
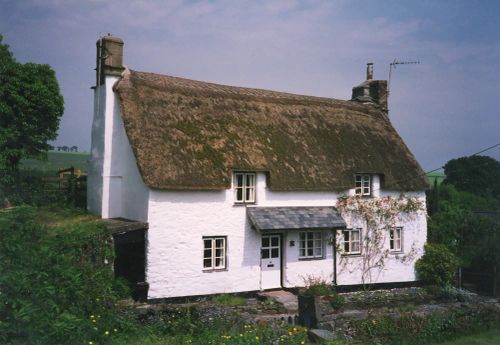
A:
[389,228,402,252]
[234,172,256,203]
[342,229,361,254]
[299,231,323,259]
[203,237,226,270]
[355,174,371,196]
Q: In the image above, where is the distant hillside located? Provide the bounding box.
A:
[20,151,90,174]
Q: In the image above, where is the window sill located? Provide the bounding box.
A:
[202,268,227,273]
[389,251,404,255]
[340,253,362,257]
[233,202,256,206]
[298,256,325,261]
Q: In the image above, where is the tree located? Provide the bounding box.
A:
[443,155,500,199]
[0,35,64,173]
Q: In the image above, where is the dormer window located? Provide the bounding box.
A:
[234,172,256,203]
[355,174,371,196]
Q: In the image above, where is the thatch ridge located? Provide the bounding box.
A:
[114,70,427,191]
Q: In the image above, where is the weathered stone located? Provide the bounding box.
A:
[308,328,336,342]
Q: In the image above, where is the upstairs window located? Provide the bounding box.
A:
[355,174,371,196]
[203,237,226,270]
[342,229,361,255]
[389,228,402,252]
[234,172,256,203]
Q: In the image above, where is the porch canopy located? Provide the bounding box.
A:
[247,206,346,232]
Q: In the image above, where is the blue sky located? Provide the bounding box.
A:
[1,0,499,170]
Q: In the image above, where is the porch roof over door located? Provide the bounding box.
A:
[247,206,346,232]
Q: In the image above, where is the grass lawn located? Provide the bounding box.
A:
[20,150,89,173]
[428,328,500,345]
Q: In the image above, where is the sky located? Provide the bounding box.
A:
[0,0,499,170]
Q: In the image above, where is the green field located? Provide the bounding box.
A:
[20,151,90,174]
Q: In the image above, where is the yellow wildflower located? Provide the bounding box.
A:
[256,336,259,340]
[105,331,109,336]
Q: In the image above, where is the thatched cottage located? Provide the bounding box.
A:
[88,34,428,300]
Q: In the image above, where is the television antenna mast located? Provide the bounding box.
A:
[388,59,420,97]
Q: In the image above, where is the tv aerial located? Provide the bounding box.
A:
[388,59,420,96]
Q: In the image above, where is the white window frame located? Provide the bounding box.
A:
[355,174,371,196]
[203,236,226,270]
[234,172,256,203]
[389,227,403,252]
[299,231,324,259]
[342,228,361,255]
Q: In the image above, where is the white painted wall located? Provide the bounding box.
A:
[87,75,149,221]
[146,172,427,299]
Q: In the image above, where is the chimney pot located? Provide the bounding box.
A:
[366,62,374,80]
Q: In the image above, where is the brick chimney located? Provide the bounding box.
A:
[96,34,125,86]
[351,63,388,113]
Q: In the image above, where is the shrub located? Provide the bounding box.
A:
[329,293,345,309]
[0,207,133,345]
[436,286,474,302]
[415,243,460,287]
[302,275,333,296]
[353,304,500,345]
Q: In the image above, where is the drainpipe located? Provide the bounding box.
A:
[332,229,337,286]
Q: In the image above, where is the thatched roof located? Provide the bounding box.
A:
[114,70,428,191]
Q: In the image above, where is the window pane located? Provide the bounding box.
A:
[236,187,243,201]
[300,232,305,241]
[314,247,322,256]
[389,239,394,250]
[215,248,223,257]
[236,174,243,187]
[262,248,270,259]
[262,237,269,248]
[352,242,360,252]
[204,239,212,249]
[307,239,313,249]
[271,236,279,247]
[246,174,255,187]
[215,238,224,247]
[344,231,349,242]
[215,257,222,267]
[307,248,313,256]
[204,249,212,259]
[344,241,350,252]
[271,248,279,258]
[204,258,212,268]
[245,187,254,202]
[300,248,305,257]
[352,231,360,241]
[314,239,322,247]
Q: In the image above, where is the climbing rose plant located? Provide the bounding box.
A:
[336,195,426,287]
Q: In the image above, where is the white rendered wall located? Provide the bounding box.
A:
[87,75,149,221]
[146,173,427,299]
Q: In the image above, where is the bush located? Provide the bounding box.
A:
[329,293,345,309]
[415,243,460,287]
[302,275,333,296]
[0,207,132,345]
[436,286,474,302]
[352,304,500,345]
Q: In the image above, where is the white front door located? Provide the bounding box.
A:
[261,234,281,290]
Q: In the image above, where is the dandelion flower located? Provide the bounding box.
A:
[255,336,259,340]
[92,319,96,323]
[114,329,118,332]
[105,331,109,336]
[89,342,93,345]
